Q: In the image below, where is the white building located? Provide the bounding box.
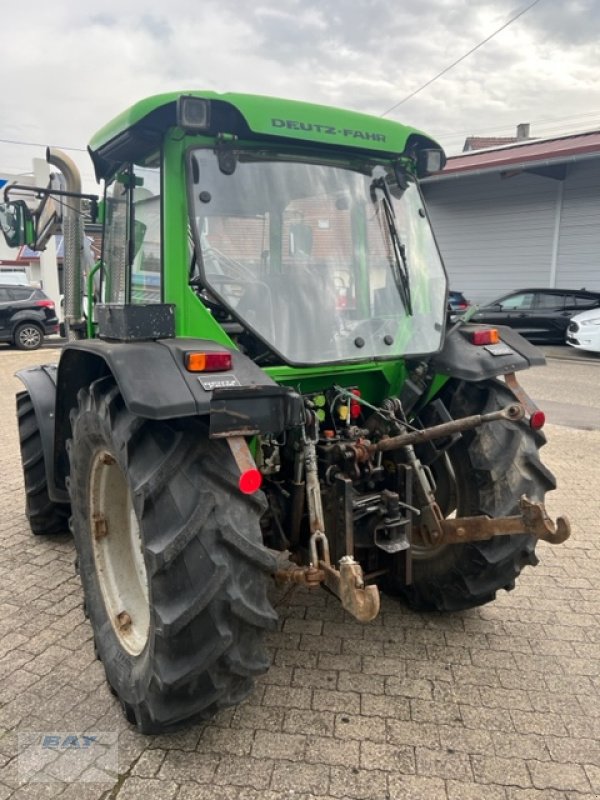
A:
[421,131,600,304]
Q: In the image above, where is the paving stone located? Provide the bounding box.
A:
[284,708,335,737]
[130,747,167,777]
[337,671,386,695]
[252,730,306,760]
[270,759,329,795]
[446,780,508,800]
[313,689,361,716]
[117,777,179,800]
[232,705,284,732]
[438,723,493,755]
[262,685,313,710]
[360,692,410,720]
[200,727,256,757]
[471,754,532,788]
[387,773,447,800]
[584,763,600,793]
[158,750,219,782]
[305,735,360,768]
[333,713,386,743]
[528,759,592,793]
[387,719,440,749]
[505,789,567,800]
[214,756,274,789]
[328,765,387,799]
[359,740,415,773]
[415,745,473,781]
[1,346,599,800]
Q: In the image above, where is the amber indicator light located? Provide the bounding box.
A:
[185,352,233,372]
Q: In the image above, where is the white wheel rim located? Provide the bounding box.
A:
[19,326,41,347]
[89,450,150,655]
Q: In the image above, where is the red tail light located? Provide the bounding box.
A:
[35,299,55,308]
[185,351,232,372]
[471,329,499,346]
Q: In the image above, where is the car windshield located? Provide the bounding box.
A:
[188,149,447,365]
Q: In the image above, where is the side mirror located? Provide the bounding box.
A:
[0,200,33,248]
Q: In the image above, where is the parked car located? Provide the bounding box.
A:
[448,290,470,313]
[470,288,600,343]
[566,307,600,354]
[0,284,59,350]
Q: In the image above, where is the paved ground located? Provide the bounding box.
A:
[1,347,599,800]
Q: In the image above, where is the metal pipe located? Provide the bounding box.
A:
[369,403,524,454]
[46,148,83,341]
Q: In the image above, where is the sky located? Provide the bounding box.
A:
[2,0,600,192]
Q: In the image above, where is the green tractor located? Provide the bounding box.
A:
[1,92,570,733]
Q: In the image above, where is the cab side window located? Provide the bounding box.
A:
[102,159,162,305]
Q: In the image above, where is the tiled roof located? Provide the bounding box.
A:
[463,136,519,151]
[430,130,600,179]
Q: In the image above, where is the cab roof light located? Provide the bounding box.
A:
[471,328,500,346]
[185,351,232,372]
[177,96,211,132]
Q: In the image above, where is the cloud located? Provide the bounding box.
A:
[2,0,600,189]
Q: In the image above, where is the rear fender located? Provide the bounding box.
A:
[15,364,69,504]
[431,323,545,382]
[52,338,303,491]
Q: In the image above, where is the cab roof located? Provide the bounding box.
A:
[88,91,444,181]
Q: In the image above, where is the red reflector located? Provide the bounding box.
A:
[35,299,54,308]
[239,468,262,494]
[530,410,546,430]
[471,329,500,346]
[350,389,361,420]
[185,351,232,372]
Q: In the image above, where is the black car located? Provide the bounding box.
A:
[0,284,59,350]
[470,288,600,343]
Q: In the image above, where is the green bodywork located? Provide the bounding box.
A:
[89,91,448,406]
[89,91,442,168]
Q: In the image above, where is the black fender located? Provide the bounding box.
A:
[430,323,545,382]
[51,338,303,492]
[15,363,70,505]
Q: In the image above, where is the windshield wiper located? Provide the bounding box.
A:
[370,177,413,316]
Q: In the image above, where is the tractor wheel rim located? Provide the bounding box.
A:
[19,327,41,348]
[89,449,150,656]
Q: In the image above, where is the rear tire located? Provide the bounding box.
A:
[14,322,43,350]
[68,376,278,733]
[16,391,70,535]
[391,378,555,611]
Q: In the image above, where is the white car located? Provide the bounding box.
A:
[566,308,600,354]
